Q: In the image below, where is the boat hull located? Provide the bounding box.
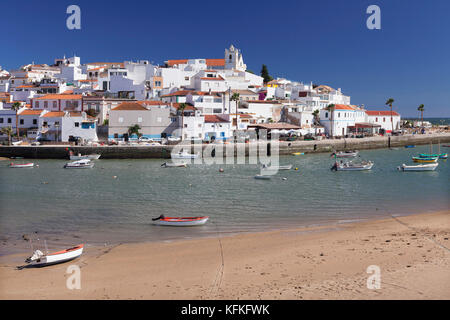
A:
[254,175,272,179]
[412,157,438,163]
[153,217,209,227]
[27,245,84,267]
[70,154,101,160]
[9,163,34,168]
[398,163,438,171]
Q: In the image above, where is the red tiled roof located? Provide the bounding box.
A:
[19,110,43,115]
[200,76,224,81]
[112,102,148,111]
[35,94,82,100]
[333,104,356,110]
[366,110,400,116]
[42,111,65,118]
[171,103,196,111]
[138,100,168,106]
[160,90,194,97]
[204,115,229,123]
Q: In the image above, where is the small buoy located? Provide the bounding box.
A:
[189,184,192,187]
[219,168,224,172]
[36,165,39,167]
[295,168,299,171]
[282,177,287,181]
[113,176,117,179]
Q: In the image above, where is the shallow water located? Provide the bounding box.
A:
[0,145,448,255]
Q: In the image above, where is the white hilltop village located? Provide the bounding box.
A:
[0,45,402,144]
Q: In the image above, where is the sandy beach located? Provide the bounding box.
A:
[0,211,449,300]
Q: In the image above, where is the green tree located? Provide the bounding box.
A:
[417,104,425,128]
[127,124,142,139]
[260,64,273,84]
[385,98,395,133]
[11,102,21,138]
[1,126,13,146]
[230,93,240,135]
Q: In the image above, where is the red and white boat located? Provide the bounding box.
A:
[9,162,34,168]
[152,216,209,227]
[25,244,84,267]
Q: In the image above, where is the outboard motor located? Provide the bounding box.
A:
[25,250,44,263]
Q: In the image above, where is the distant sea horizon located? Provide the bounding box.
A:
[402,117,449,125]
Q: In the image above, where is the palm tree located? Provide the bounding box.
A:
[385,98,395,133]
[327,104,335,137]
[312,109,320,135]
[417,104,425,128]
[230,93,240,137]
[11,102,21,138]
[178,103,187,141]
[1,126,13,145]
[127,124,142,139]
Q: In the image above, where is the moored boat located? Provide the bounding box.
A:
[412,156,438,163]
[261,164,292,171]
[397,163,439,171]
[161,162,187,168]
[64,159,94,169]
[152,216,209,226]
[69,153,101,160]
[9,162,34,168]
[332,151,359,158]
[254,174,272,180]
[171,150,199,159]
[404,145,415,148]
[331,160,373,171]
[418,153,448,160]
[25,244,84,267]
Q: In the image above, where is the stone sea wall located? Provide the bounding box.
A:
[1,133,449,159]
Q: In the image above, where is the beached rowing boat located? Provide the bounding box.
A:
[25,244,84,267]
[292,152,304,156]
[261,164,293,171]
[9,162,34,168]
[397,163,439,172]
[152,216,209,226]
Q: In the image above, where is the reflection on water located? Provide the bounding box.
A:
[0,145,448,254]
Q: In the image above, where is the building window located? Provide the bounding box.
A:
[325,112,328,118]
[53,101,57,109]
[184,77,189,81]
[20,119,24,125]
[75,122,79,127]
[383,117,386,122]
[7,118,11,123]
[0,118,3,123]
[33,119,37,125]
[35,101,39,108]
[137,117,143,123]
[118,117,124,123]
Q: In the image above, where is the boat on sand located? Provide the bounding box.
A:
[152,216,209,226]
[24,244,84,267]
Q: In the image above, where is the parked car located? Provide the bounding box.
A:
[303,133,315,140]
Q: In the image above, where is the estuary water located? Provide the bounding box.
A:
[0,145,449,255]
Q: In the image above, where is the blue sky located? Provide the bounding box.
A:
[1,0,449,117]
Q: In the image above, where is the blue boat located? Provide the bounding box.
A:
[404,145,415,148]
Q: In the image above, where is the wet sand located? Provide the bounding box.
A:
[0,211,449,299]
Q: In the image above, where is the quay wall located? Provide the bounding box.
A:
[1,133,449,159]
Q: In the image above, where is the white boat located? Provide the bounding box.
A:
[331,161,373,171]
[398,163,439,171]
[254,174,272,180]
[12,140,23,146]
[25,244,84,267]
[9,162,34,168]
[262,164,292,171]
[64,159,94,169]
[161,162,187,168]
[152,216,209,227]
[171,150,199,159]
[69,153,101,160]
[332,151,359,158]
